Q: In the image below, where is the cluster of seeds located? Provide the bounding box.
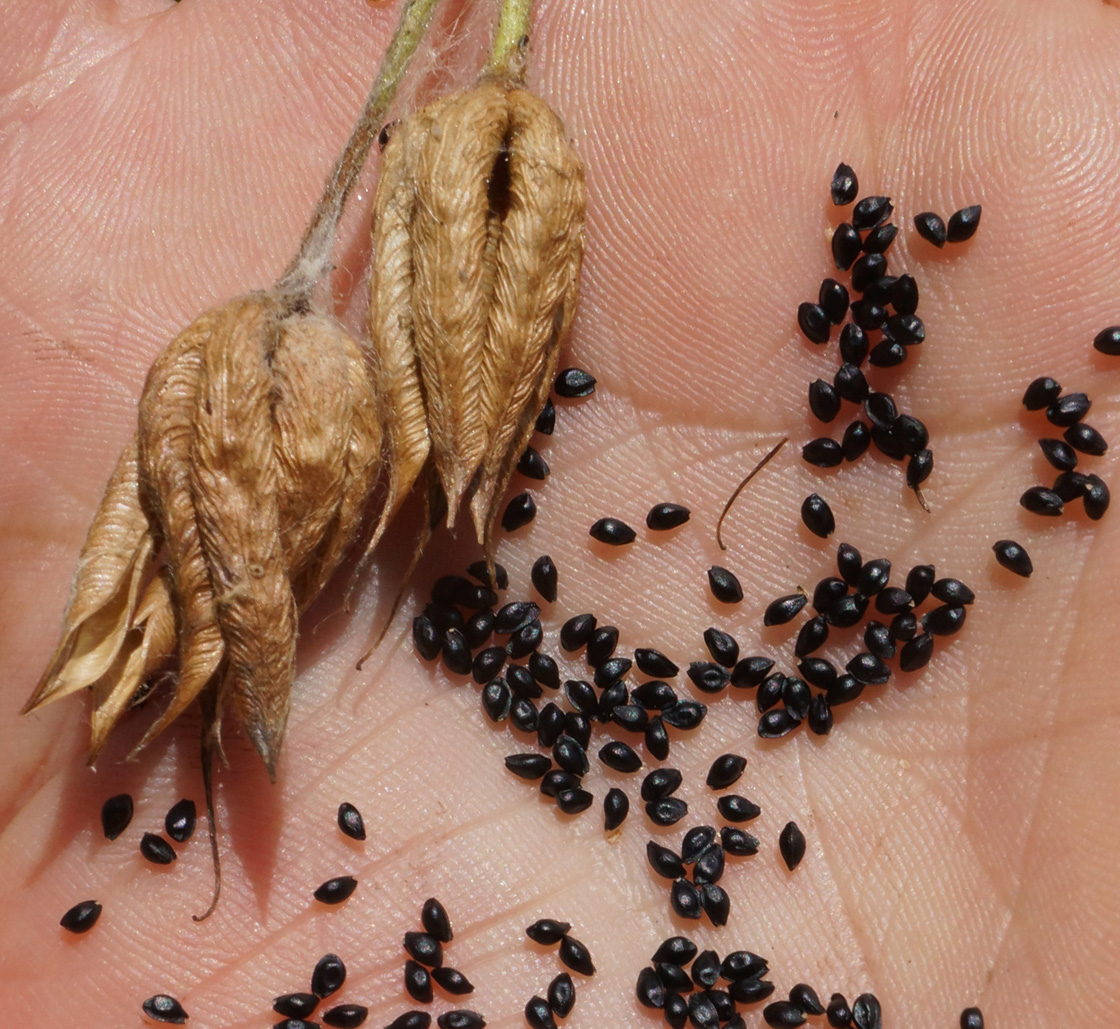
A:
[521,918,593,1026]
[399,898,477,1013]
[271,952,368,1028]
[1019,375,1110,520]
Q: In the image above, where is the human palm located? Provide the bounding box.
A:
[2,1,1119,1026]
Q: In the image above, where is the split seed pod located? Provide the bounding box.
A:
[368,74,585,562]
[25,293,382,775]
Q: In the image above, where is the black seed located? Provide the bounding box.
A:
[552,735,589,777]
[708,565,744,602]
[846,652,891,685]
[560,613,596,652]
[537,704,566,749]
[894,414,929,457]
[558,679,593,718]
[140,832,176,865]
[721,825,760,855]
[946,204,981,242]
[660,966,695,996]
[535,398,555,435]
[757,673,784,712]
[405,960,433,1003]
[852,195,892,229]
[832,222,862,270]
[643,501,691,533]
[758,709,800,738]
[598,681,630,720]
[992,539,1032,577]
[472,646,506,685]
[885,313,924,347]
[594,657,632,687]
[902,564,933,605]
[899,632,934,672]
[314,875,357,905]
[800,493,835,538]
[1053,469,1092,502]
[831,162,858,205]
[602,788,629,831]
[764,593,807,626]
[670,878,702,919]
[1022,377,1062,413]
[868,339,906,367]
[764,1000,807,1027]
[851,251,887,291]
[59,899,101,934]
[664,993,689,1029]
[875,587,913,616]
[1020,485,1064,516]
[527,918,571,945]
[505,753,551,781]
[613,703,650,733]
[851,299,889,331]
[312,953,347,998]
[556,367,596,398]
[142,995,189,1024]
[730,655,773,688]
[274,993,320,1018]
[559,935,595,976]
[1093,326,1120,355]
[1038,438,1078,472]
[684,948,719,990]
[706,753,747,791]
[960,1007,984,1029]
[647,840,686,879]
[826,593,868,628]
[863,222,898,254]
[597,740,640,774]
[441,629,472,675]
[681,824,717,863]
[524,995,558,1029]
[856,557,891,596]
[923,604,967,636]
[322,1005,369,1029]
[697,882,728,925]
[418,898,454,945]
[827,994,852,1028]
[645,716,670,760]
[586,625,620,665]
[548,973,575,1017]
[647,798,689,826]
[517,446,550,481]
[794,615,829,658]
[807,694,833,736]
[482,678,511,722]
[688,991,720,1029]
[631,648,676,679]
[838,328,868,371]
[698,630,737,670]
[1047,392,1091,427]
[914,211,946,247]
[507,619,543,659]
[463,610,495,650]
[836,541,862,584]
[797,658,835,693]
[730,978,777,1006]
[1065,422,1108,456]
[797,302,831,344]
[930,577,974,606]
[501,491,536,531]
[563,712,591,749]
[789,984,825,1016]
[662,699,707,729]
[508,663,541,699]
[782,677,812,721]
[652,936,698,967]
[524,654,558,692]
[589,517,636,545]
[100,793,133,840]
[386,1015,431,1029]
[852,993,883,1029]
[436,1012,486,1029]
[527,556,558,603]
[415,614,444,660]
[778,821,806,870]
[404,931,443,968]
[722,950,769,981]
[864,621,896,660]
[834,363,870,405]
[687,661,730,693]
[693,843,726,884]
[819,278,850,324]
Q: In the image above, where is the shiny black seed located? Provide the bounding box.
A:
[404,932,443,968]
[699,882,730,925]
[663,991,688,1029]
[507,619,543,659]
[693,843,726,885]
[706,753,746,790]
[834,363,870,404]
[863,275,901,306]
[526,653,559,691]
[756,673,784,712]
[902,564,933,605]
[812,576,847,614]
[794,615,829,657]
[518,446,550,480]
[764,593,807,626]
[525,996,557,1029]
[1093,326,1120,355]
[472,646,506,684]
[679,824,717,863]
[508,663,541,698]
[1047,392,1091,427]
[314,875,357,905]
[839,325,869,368]
[863,222,898,253]
[764,1000,807,1027]
[846,652,891,684]
[632,679,676,709]
[598,741,641,773]
[993,539,1032,577]
[528,556,558,603]
[852,195,892,229]
[899,632,934,672]
[589,517,636,545]
[662,699,707,729]
[885,312,924,346]
[634,648,679,677]
[646,501,691,531]
[1039,438,1078,471]
[510,697,539,733]
[800,436,844,468]
[930,577,974,606]
[140,832,175,865]
[1053,469,1092,502]
[647,798,689,826]
[441,629,471,675]
[559,935,595,976]
[701,628,739,668]
[552,735,589,777]
[851,251,888,291]
[1065,422,1108,456]
[323,1005,369,1029]
[960,1007,984,1029]
[603,788,629,831]
[875,587,913,616]
[923,604,967,636]
[586,625,619,665]
[914,211,946,247]
[636,967,666,1010]
[405,960,433,1003]
[420,897,453,945]
[502,491,536,531]
[851,299,888,330]
[722,950,769,982]
[685,949,719,989]
[708,564,744,602]
[946,204,981,242]
[556,367,596,398]
[535,398,556,435]
[758,709,800,738]
[312,953,347,998]
[720,825,760,854]
[790,984,825,1016]
[526,918,571,945]
[560,613,596,652]
[852,993,883,1029]
[868,339,906,367]
[778,821,806,870]
[730,655,773,687]
[826,593,867,628]
[537,704,566,748]
[505,753,552,781]
[670,877,702,918]
[482,679,511,723]
[142,995,189,1024]
[864,621,896,660]
[548,973,575,1017]
[730,976,776,1004]
[856,557,891,596]
[613,704,650,733]
[894,414,929,455]
[827,994,852,1028]
[832,222,862,270]
[647,840,686,879]
[801,493,835,538]
[463,610,495,650]
[819,278,850,324]
[274,993,319,1018]
[798,656,837,690]
[100,793,133,840]
[807,694,833,736]
[564,712,591,749]
[808,380,840,425]
[558,787,602,819]
[594,657,631,687]
[782,677,812,720]
[831,162,858,205]
[687,661,730,693]
[837,541,863,583]
[1021,485,1064,516]
[59,899,101,934]
[1023,376,1062,410]
[560,679,594,717]
[386,1015,431,1029]
[646,716,670,759]
[797,302,831,344]
[436,1012,486,1029]
[652,936,698,966]
[688,990,720,1029]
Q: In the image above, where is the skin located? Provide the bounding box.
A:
[2,0,1119,1025]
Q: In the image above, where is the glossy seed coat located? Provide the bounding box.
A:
[946,204,982,242]
[831,163,858,205]
[101,793,134,840]
[555,368,596,398]
[993,539,1032,577]
[779,821,806,870]
[670,877,702,919]
[432,967,474,995]
[387,1014,432,1029]
[559,935,595,976]
[274,993,320,1018]
[832,223,862,270]
[59,899,102,934]
[526,918,571,945]
[140,832,176,865]
[801,493,835,538]
[315,876,358,905]
[706,753,747,790]
[960,1007,984,1029]
[589,518,636,545]
[404,931,443,967]
[142,995,189,1024]
[337,802,366,841]
[322,1005,369,1029]
[914,211,946,247]
[797,302,831,344]
[764,593,807,626]
[708,566,743,603]
[646,502,690,530]
[603,788,629,831]
[517,446,550,480]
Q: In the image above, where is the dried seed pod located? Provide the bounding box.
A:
[369,75,586,561]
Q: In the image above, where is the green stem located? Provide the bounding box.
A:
[278,0,442,295]
[485,0,532,82]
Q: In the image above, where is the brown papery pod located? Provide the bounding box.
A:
[368,74,585,561]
